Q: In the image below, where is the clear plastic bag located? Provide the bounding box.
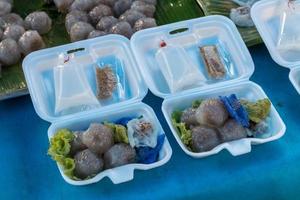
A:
[155,41,205,93]
[54,53,100,115]
[277,0,300,51]
[92,52,128,106]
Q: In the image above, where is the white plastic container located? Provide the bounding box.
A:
[251,0,300,94]
[130,16,286,158]
[22,35,172,185]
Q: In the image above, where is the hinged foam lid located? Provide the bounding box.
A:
[130,15,255,99]
[22,35,147,123]
[251,0,300,68]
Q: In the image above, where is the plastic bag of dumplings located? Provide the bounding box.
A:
[54,53,99,115]
[276,0,300,51]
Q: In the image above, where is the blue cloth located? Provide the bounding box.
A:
[219,94,250,127]
[1,44,300,199]
[136,134,165,164]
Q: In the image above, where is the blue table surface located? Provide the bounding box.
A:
[1,44,300,200]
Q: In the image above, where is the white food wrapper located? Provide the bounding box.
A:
[127,116,158,148]
[277,0,300,51]
[155,43,205,93]
[54,53,100,115]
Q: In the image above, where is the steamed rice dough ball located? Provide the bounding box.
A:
[65,10,89,33]
[0,0,13,3]
[133,17,156,32]
[54,0,74,13]
[191,126,221,152]
[0,1,11,16]
[113,0,132,17]
[89,4,113,25]
[119,9,145,27]
[70,131,87,155]
[110,21,133,38]
[139,0,157,5]
[131,1,156,17]
[24,11,52,35]
[195,99,228,127]
[3,25,25,41]
[0,39,21,66]
[96,16,118,32]
[180,108,198,127]
[104,143,136,169]
[70,0,97,12]
[0,28,3,39]
[18,30,46,55]
[88,30,106,39]
[1,13,24,29]
[69,21,94,42]
[218,119,247,142]
[101,0,118,7]
[82,123,114,155]
[74,149,104,179]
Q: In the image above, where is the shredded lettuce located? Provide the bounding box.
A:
[48,129,77,179]
[240,98,271,123]
[171,110,192,148]
[62,158,76,178]
[48,129,74,162]
[104,122,129,144]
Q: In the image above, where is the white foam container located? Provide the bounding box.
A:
[251,0,300,94]
[131,15,286,158]
[22,35,172,185]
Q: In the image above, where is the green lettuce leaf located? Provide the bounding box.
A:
[104,123,129,144]
[171,111,192,149]
[240,98,271,124]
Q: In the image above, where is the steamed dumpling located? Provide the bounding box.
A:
[110,21,133,38]
[133,17,156,31]
[88,4,113,25]
[180,108,198,127]
[82,123,114,155]
[1,13,24,29]
[53,0,74,13]
[119,9,145,27]
[70,0,97,12]
[69,21,94,42]
[0,38,21,66]
[195,99,229,127]
[18,30,46,55]
[3,25,25,41]
[65,10,89,33]
[88,30,106,38]
[24,11,52,34]
[74,149,104,179]
[131,1,156,17]
[218,119,247,142]
[127,117,158,148]
[96,16,118,32]
[191,126,221,152]
[104,143,136,169]
[113,0,132,17]
[0,1,11,16]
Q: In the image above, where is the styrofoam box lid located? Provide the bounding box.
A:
[130,15,255,98]
[251,0,300,68]
[22,35,148,123]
